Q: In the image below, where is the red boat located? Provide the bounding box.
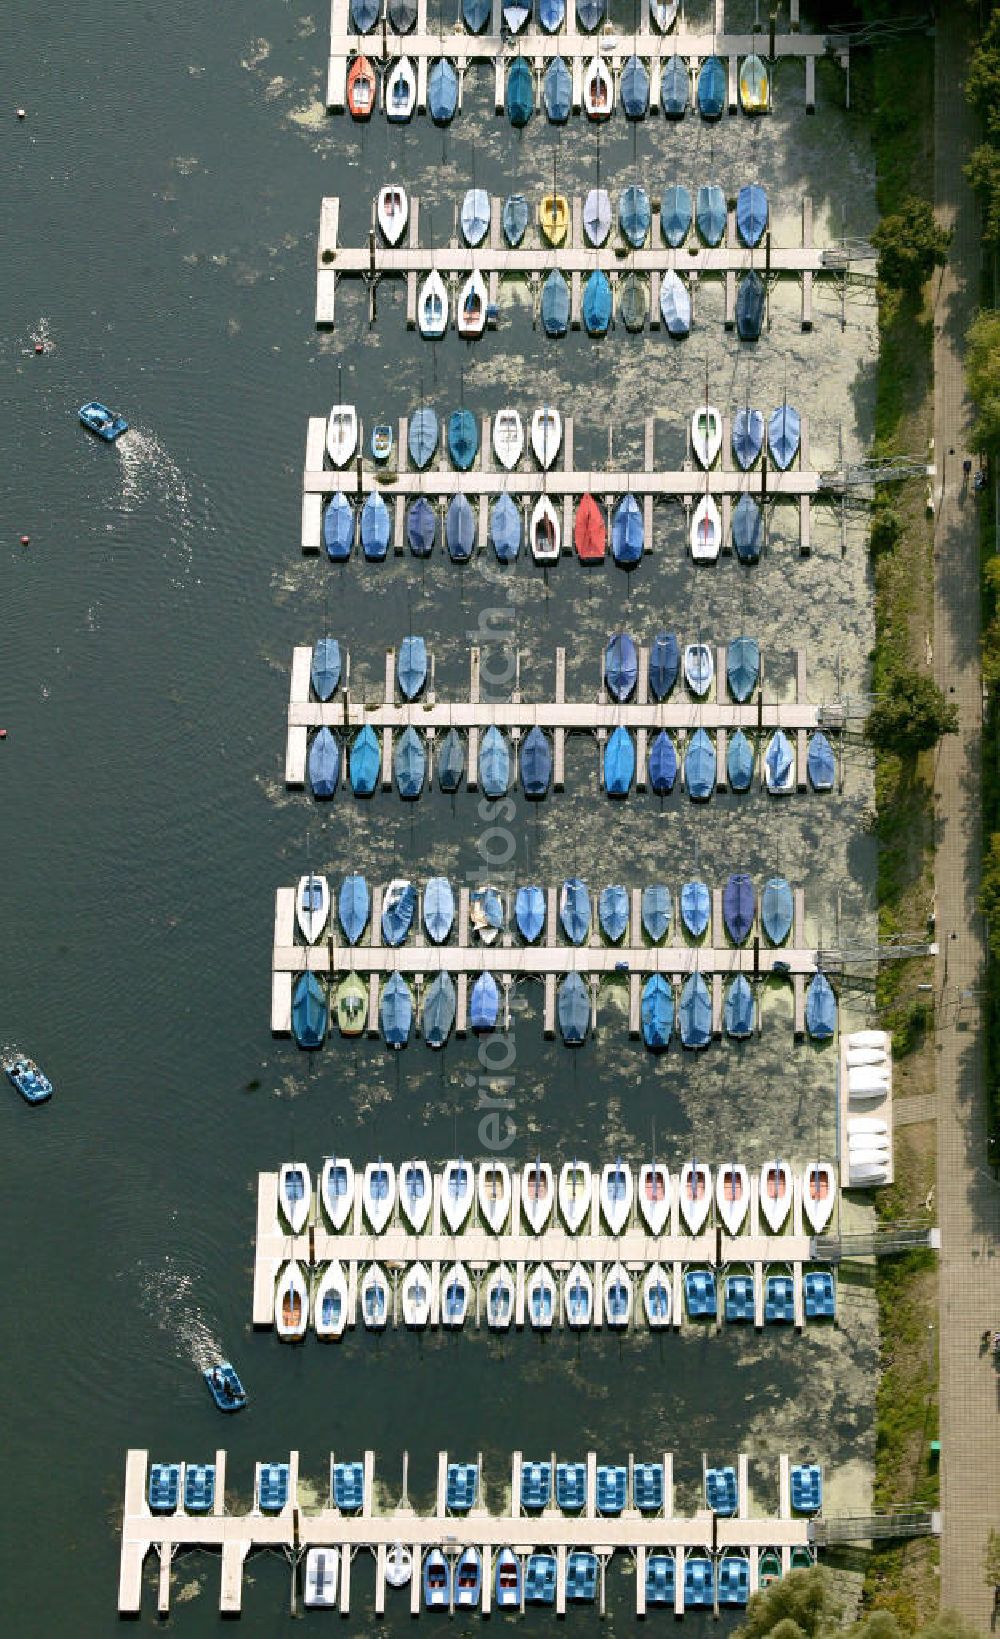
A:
[574,493,606,561]
[347,54,376,119]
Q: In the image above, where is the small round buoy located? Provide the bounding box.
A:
[16,108,26,120]
[34,342,43,355]
[0,730,8,740]
[20,534,30,546]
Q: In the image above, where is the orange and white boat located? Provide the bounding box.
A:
[574,494,606,561]
[275,1261,309,1341]
[346,54,376,120]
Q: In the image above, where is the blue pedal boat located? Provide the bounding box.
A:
[706,1465,738,1515]
[566,1550,598,1600]
[333,1460,365,1511]
[684,1556,715,1607]
[520,1460,552,1510]
[257,1463,290,1513]
[790,1463,823,1513]
[495,1547,522,1608]
[148,1463,180,1513]
[455,1547,482,1608]
[765,1273,795,1323]
[633,1464,664,1512]
[724,1273,756,1322]
[525,1552,557,1604]
[803,1270,836,1319]
[718,1553,750,1606]
[645,1552,676,1604]
[203,1361,248,1413]
[79,400,128,441]
[183,1464,216,1512]
[5,1056,53,1104]
[446,1462,479,1511]
[596,1465,627,1514]
[556,1461,586,1511]
[685,1268,717,1317]
[423,1548,451,1610]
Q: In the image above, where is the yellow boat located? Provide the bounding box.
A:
[538,193,570,247]
[739,53,769,114]
[336,973,367,1036]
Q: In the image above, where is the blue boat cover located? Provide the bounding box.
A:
[406,495,436,557]
[437,727,465,791]
[395,726,426,798]
[618,274,648,333]
[309,727,339,798]
[723,872,755,943]
[424,877,455,943]
[736,271,765,340]
[471,971,499,1030]
[388,0,417,28]
[351,0,379,30]
[697,54,726,116]
[808,731,835,791]
[612,494,643,564]
[732,493,762,562]
[339,875,370,944]
[361,492,390,560]
[311,637,342,701]
[766,728,794,789]
[649,632,680,699]
[380,972,412,1046]
[490,492,521,560]
[642,974,674,1049]
[502,193,530,245]
[471,886,505,937]
[696,184,727,245]
[349,724,379,795]
[727,728,754,791]
[448,408,479,471]
[727,636,760,701]
[660,184,692,247]
[621,55,650,117]
[681,879,710,937]
[408,407,439,468]
[323,492,354,560]
[446,493,476,560]
[768,403,801,469]
[761,876,793,944]
[605,633,638,699]
[736,183,768,247]
[515,885,545,941]
[661,54,689,116]
[642,884,671,942]
[507,56,534,125]
[648,730,678,793]
[577,0,604,26]
[428,58,458,123]
[805,972,837,1039]
[599,884,629,941]
[293,972,327,1048]
[558,973,590,1043]
[539,0,564,26]
[480,725,510,797]
[382,881,416,946]
[605,727,635,795]
[582,269,612,335]
[725,974,754,1037]
[423,972,457,1046]
[461,189,490,246]
[398,634,428,700]
[541,269,570,335]
[463,0,491,29]
[521,725,552,796]
[560,878,591,944]
[679,973,711,1047]
[732,406,764,468]
[619,184,651,246]
[685,728,716,799]
[543,55,572,121]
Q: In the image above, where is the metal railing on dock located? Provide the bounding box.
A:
[809,1509,940,1547]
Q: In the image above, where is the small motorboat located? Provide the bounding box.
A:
[692,404,722,467]
[643,1265,672,1328]
[79,400,128,441]
[583,55,613,119]
[428,57,458,124]
[495,1548,522,1609]
[296,874,330,944]
[507,55,534,125]
[740,53,769,113]
[441,1261,471,1326]
[183,1463,214,1510]
[802,1161,836,1233]
[442,1158,475,1233]
[385,57,416,120]
[377,185,409,246]
[346,54,376,119]
[275,1261,309,1340]
[565,1263,593,1327]
[457,269,488,338]
[660,268,691,336]
[679,1161,712,1234]
[639,1162,671,1235]
[531,405,562,469]
[423,1549,451,1610]
[527,1264,556,1329]
[321,1157,355,1229]
[567,1550,599,1601]
[583,186,612,246]
[760,1159,793,1233]
[522,1158,554,1233]
[493,407,524,469]
[478,1161,511,1233]
[558,1159,593,1232]
[279,1162,312,1235]
[386,1544,413,1588]
[5,1055,53,1104]
[203,1361,248,1412]
[400,1159,432,1233]
[716,1163,750,1235]
[604,1262,632,1326]
[363,1158,396,1233]
[765,729,795,794]
[455,1548,482,1610]
[601,1159,633,1234]
[574,493,606,560]
[401,1262,431,1327]
[538,194,569,247]
[311,636,341,702]
[371,424,393,462]
[543,55,572,122]
[486,1264,515,1329]
[417,270,449,338]
[525,1552,557,1604]
[423,876,455,943]
[314,1261,349,1340]
[530,494,560,562]
[684,643,714,696]
[361,1263,389,1329]
[326,403,358,467]
[304,1548,339,1609]
[691,495,722,560]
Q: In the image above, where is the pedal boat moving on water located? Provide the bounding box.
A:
[5,1056,53,1103]
[203,1360,248,1413]
[79,400,128,441]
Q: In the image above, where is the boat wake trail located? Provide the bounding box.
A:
[135,1254,224,1370]
[117,428,199,585]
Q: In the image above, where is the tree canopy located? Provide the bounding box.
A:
[867,671,959,754]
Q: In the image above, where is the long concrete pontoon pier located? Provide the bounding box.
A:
[301,412,829,556]
[253,1167,832,1334]
[284,641,843,791]
[325,0,848,117]
[120,1445,814,1619]
[317,194,851,331]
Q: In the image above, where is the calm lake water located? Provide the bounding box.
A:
[3,1,878,1632]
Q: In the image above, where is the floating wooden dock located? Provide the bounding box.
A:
[271,879,819,1038]
[284,641,843,791]
[301,412,826,555]
[252,1166,833,1334]
[317,194,849,331]
[120,1445,815,1619]
[325,0,848,117]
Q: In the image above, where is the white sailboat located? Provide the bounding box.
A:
[441,1261,471,1326]
[363,1158,396,1234]
[278,1162,312,1235]
[564,1262,594,1327]
[530,494,560,563]
[296,874,330,943]
[600,1158,634,1234]
[402,1261,432,1327]
[521,1158,554,1233]
[400,1159,432,1233]
[583,187,612,247]
[441,1158,475,1233]
[604,1261,632,1326]
[385,56,416,120]
[361,1263,390,1329]
[527,1264,556,1329]
[715,1163,750,1236]
[486,1264,515,1329]
[477,1161,512,1233]
[493,408,524,471]
[690,495,722,561]
[377,184,409,246]
[691,404,722,467]
[326,404,358,467]
[321,1156,355,1231]
[638,1161,670,1236]
[801,1161,836,1234]
[456,268,488,339]
[314,1261,349,1340]
[643,1263,672,1328]
[558,1159,593,1233]
[759,1159,793,1233]
[417,270,449,338]
[583,55,614,119]
[275,1260,309,1340]
[683,642,714,695]
[679,1161,712,1234]
[531,405,563,469]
